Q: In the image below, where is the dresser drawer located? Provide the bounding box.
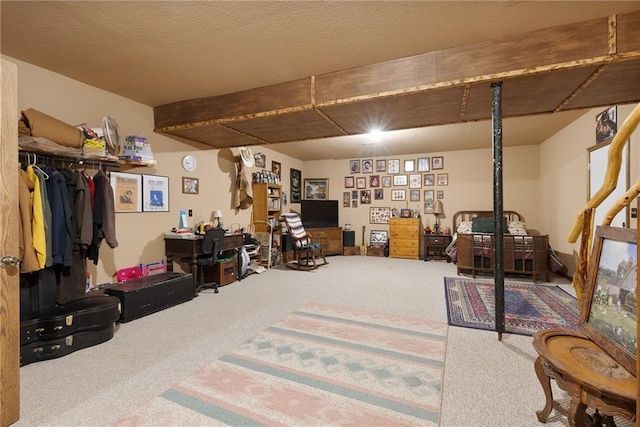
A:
[391,239,420,249]
[425,235,450,246]
[389,247,419,258]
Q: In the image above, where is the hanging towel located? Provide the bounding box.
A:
[234,161,253,210]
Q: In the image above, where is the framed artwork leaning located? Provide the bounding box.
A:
[579,225,637,375]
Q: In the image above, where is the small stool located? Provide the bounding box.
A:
[532,329,636,427]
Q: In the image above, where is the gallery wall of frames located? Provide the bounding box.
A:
[342,156,448,225]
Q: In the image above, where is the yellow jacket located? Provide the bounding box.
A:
[26,165,46,269]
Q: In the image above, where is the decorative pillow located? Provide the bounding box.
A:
[456,221,473,234]
[471,216,509,233]
[508,221,528,235]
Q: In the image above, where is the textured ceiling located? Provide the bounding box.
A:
[3,1,640,160]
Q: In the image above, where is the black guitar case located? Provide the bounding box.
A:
[20,324,115,366]
[20,294,121,347]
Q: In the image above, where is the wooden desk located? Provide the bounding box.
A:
[164,233,245,296]
[532,329,636,426]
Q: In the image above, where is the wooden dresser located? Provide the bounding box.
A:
[307,227,343,255]
[389,218,422,259]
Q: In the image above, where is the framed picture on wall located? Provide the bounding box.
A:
[374,189,384,200]
[356,177,366,189]
[595,106,617,143]
[271,161,281,179]
[432,156,444,170]
[290,168,302,202]
[404,159,415,172]
[391,189,406,201]
[360,190,371,204]
[254,152,266,168]
[424,189,434,201]
[423,173,435,186]
[417,157,430,172]
[424,201,434,214]
[437,173,448,186]
[304,178,328,200]
[110,172,142,213]
[410,189,420,201]
[388,159,400,174]
[349,159,361,174]
[344,176,354,188]
[376,159,386,172]
[370,175,380,187]
[182,177,199,194]
[343,192,350,207]
[381,176,392,187]
[393,175,407,186]
[369,207,391,224]
[142,174,169,212]
[409,174,421,188]
[362,159,373,173]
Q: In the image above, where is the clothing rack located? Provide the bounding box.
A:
[18,150,121,170]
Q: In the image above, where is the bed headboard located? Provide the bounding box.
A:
[452,210,524,231]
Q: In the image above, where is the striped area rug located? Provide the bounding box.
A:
[114,303,447,426]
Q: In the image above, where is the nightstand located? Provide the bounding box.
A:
[423,234,452,262]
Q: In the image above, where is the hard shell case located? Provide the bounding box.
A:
[21,324,115,366]
[20,294,121,346]
[104,272,193,322]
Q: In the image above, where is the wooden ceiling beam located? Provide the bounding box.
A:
[155,11,640,148]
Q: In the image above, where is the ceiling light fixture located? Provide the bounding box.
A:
[362,129,383,145]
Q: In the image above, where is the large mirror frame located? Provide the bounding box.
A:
[580,226,637,375]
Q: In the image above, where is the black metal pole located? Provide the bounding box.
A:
[491,82,505,340]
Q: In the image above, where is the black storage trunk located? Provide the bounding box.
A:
[21,324,115,366]
[20,294,121,346]
[104,272,193,322]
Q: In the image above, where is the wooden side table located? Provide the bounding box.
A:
[423,234,452,261]
[532,329,636,427]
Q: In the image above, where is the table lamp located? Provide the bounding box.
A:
[214,210,224,228]
[433,200,444,233]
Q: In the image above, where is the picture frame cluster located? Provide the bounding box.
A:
[344,156,448,213]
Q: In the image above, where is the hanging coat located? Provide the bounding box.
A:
[18,167,40,273]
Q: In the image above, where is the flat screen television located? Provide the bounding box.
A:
[300,200,339,228]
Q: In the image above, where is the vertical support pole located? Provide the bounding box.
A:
[491,82,505,340]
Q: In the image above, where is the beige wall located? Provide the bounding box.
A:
[305,145,542,244]
[8,54,639,283]
[8,56,304,285]
[540,104,639,273]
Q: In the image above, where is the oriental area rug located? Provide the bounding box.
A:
[114,303,447,426]
[444,277,580,336]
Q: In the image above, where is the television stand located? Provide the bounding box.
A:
[307,227,343,255]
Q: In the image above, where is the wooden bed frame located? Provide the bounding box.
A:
[452,210,549,282]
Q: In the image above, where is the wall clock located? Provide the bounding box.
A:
[182,155,197,172]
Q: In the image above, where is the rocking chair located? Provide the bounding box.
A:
[279,213,328,270]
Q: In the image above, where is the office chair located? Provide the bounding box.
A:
[182,227,226,293]
[279,213,328,270]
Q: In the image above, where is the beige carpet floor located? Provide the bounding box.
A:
[14,256,617,426]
